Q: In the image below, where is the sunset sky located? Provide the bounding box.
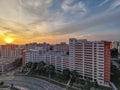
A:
[0,0,120,44]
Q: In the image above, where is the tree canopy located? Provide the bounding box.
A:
[111,48,118,58]
[13,58,22,68]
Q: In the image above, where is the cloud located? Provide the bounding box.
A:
[0,0,66,36]
[49,9,120,35]
[0,18,59,41]
[0,18,30,35]
[61,0,87,15]
[0,0,64,42]
[0,0,120,44]
[0,18,52,39]
[0,0,53,24]
[21,0,53,18]
[85,34,120,41]
[107,0,120,11]
[99,0,109,7]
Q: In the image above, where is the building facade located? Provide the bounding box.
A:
[118,46,120,54]
[0,44,22,73]
[22,50,69,72]
[0,44,22,59]
[53,42,69,53]
[111,41,120,49]
[69,38,111,86]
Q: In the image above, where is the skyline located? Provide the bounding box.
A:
[0,0,120,44]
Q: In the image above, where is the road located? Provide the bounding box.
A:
[0,76,65,90]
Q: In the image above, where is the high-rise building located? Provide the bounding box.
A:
[69,38,111,86]
[22,47,44,66]
[111,41,120,49]
[0,44,22,73]
[39,42,51,52]
[53,42,69,53]
[22,50,69,72]
[118,46,120,54]
[25,42,38,50]
[0,44,22,59]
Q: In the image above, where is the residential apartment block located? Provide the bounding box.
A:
[22,39,111,86]
[53,42,69,53]
[111,41,120,49]
[22,49,69,72]
[0,44,22,73]
[69,38,111,86]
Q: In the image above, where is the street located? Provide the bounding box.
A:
[0,76,65,90]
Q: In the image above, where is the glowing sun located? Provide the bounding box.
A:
[5,38,14,43]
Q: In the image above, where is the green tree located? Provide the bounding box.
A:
[10,83,14,89]
[37,61,46,74]
[46,65,55,79]
[63,68,70,80]
[56,73,64,81]
[26,62,33,68]
[0,81,4,86]
[93,81,99,89]
[111,48,118,58]
[13,58,22,68]
[111,64,118,74]
[31,62,38,71]
[70,70,79,84]
[83,81,91,90]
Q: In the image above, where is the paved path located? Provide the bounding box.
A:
[0,76,65,90]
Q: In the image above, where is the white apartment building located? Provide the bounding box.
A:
[23,50,69,72]
[69,38,111,86]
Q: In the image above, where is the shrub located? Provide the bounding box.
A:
[0,81,4,86]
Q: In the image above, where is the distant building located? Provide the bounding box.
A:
[22,50,69,72]
[53,42,69,53]
[118,46,120,54]
[0,58,13,73]
[0,44,22,59]
[24,42,38,50]
[24,42,51,52]
[39,42,51,52]
[111,41,120,49]
[0,44,22,73]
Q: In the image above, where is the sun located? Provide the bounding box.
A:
[5,38,14,44]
